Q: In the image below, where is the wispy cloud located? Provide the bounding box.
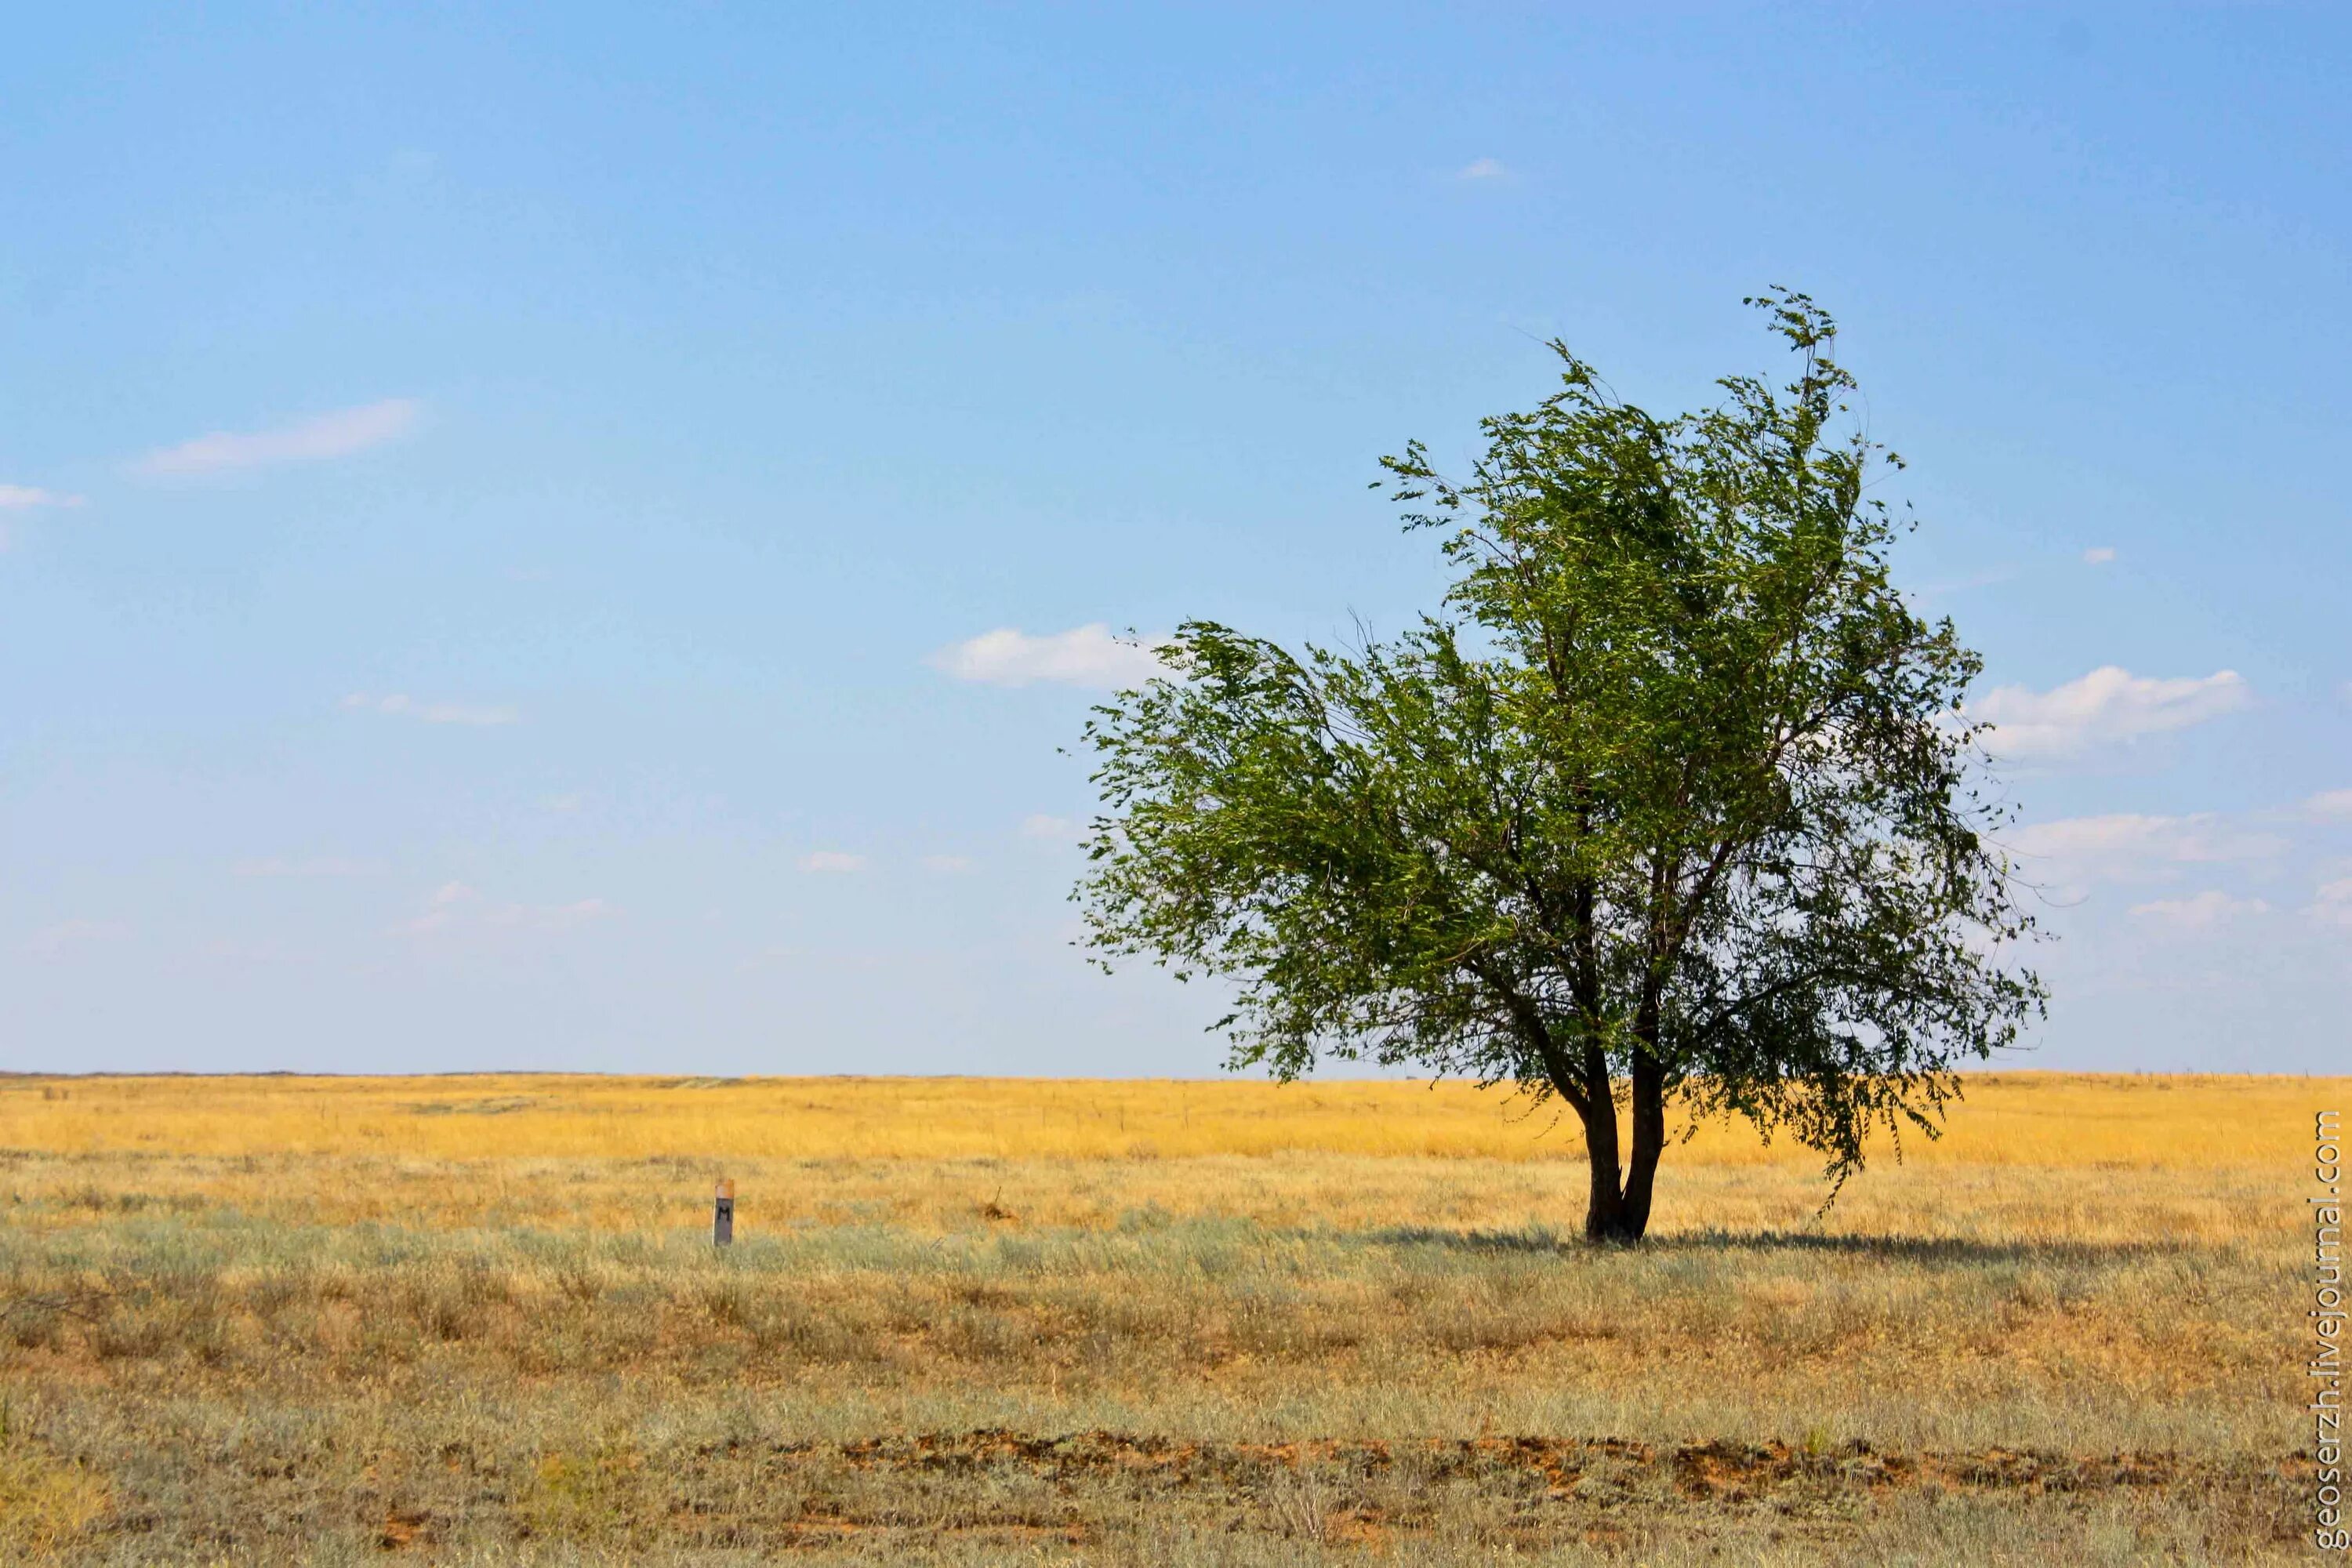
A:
[2082,546,2117,565]
[1019,813,1085,844]
[204,938,311,964]
[1907,567,2019,605]
[234,856,383,877]
[397,881,615,936]
[136,398,421,477]
[2003,812,2285,887]
[1971,666,2249,763]
[0,484,86,549]
[2303,789,2352,820]
[24,918,129,959]
[0,484,85,510]
[2306,877,2352,928]
[1456,157,1509,181]
[800,851,867,873]
[921,855,976,874]
[930,624,1170,688]
[341,692,518,727]
[2128,889,2269,928]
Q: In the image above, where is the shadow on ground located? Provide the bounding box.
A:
[1366,1225,2194,1265]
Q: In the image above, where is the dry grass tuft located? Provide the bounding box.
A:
[0,1402,111,1560]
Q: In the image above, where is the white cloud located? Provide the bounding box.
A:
[2307,878,2352,928]
[1457,157,1509,180]
[2303,789,2352,820]
[0,485,85,550]
[136,398,421,476]
[397,881,615,935]
[1971,666,2249,763]
[1019,813,1086,844]
[0,485,85,510]
[800,851,867,873]
[921,855,976,873]
[2004,812,2285,886]
[2082,546,2117,564]
[342,692,518,727]
[929,624,1169,688]
[2128,890,2270,928]
[24,918,129,959]
[234,856,382,877]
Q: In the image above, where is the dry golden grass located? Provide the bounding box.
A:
[0,1070,2336,1564]
[3,1069,2325,1166]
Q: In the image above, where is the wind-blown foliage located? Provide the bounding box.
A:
[1077,292,2045,1241]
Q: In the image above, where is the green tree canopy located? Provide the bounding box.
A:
[1075,292,2045,1243]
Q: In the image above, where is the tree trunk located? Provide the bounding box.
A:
[1536,1035,1655,1244]
[1618,1047,1668,1241]
[1580,1095,1627,1242]
[1567,1052,1667,1245]
[1565,1041,1635,1243]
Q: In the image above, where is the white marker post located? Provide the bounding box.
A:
[713,1178,735,1247]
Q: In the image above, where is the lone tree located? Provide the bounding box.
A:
[1076,292,2045,1243]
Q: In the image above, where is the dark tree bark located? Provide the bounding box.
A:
[1548,1036,1669,1243]
[1620,1048,1668,1241]
[1579,1097,1626,1242]
[1539,1040,1646,1243]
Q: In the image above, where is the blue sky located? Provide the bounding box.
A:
[4,5,2347,1075]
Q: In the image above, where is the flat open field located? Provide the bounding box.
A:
[0,1072,2336,1564]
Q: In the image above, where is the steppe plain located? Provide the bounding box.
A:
[0,1071,2334,1564]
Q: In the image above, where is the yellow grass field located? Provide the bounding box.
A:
[0,1071,2339,1564]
